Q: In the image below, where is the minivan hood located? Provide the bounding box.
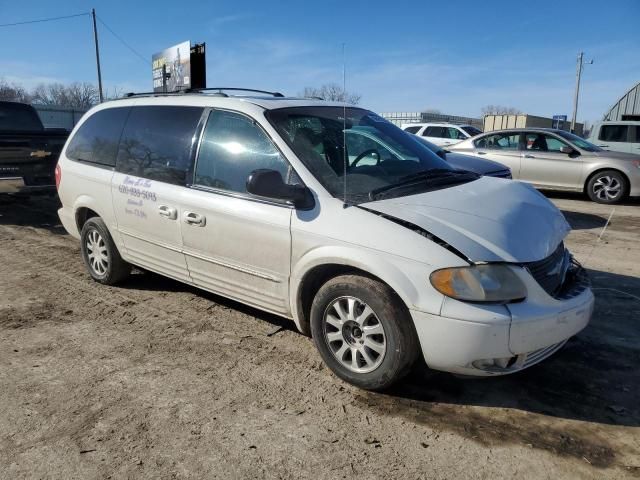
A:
[362,176,569,263]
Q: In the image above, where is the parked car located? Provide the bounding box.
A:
[57,91,593,390]
[414,136,511,178]
[401,122,482,147]
[587,121,640,154]
[449,128,640,204]
[0,101,68,195]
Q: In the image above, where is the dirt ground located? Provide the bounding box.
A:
[1,192,639,480]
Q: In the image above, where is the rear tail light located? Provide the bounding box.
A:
[54,163,61,190]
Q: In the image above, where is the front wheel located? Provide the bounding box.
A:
[310,274,419,391]
[586,170,628,204]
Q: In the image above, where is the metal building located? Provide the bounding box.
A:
[603,81,640,121]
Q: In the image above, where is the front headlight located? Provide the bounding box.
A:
[430,264,527,302]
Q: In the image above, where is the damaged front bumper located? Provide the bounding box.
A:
[410,264,594,377]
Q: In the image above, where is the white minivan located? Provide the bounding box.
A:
[588,121,640,154]
[56,90,594,390]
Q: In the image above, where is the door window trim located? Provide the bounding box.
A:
[189,106,304,209]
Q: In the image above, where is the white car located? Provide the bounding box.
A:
[56,90,594,390]
[401,122,482,147]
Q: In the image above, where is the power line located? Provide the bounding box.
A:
[97,16,150,65]
[0,12,89,28]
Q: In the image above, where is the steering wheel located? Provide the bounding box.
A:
[351,149,381,168]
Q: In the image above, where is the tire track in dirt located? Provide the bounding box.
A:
[1,200,639,479]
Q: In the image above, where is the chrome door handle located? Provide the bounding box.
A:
[597,144,609,148]
[158,205,177,220]
[184,211,206,227]
[477,151,486,155]
[523,154,535,158]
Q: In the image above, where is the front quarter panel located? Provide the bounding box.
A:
[289,197,468,330]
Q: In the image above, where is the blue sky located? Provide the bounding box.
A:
[1,0,639,122]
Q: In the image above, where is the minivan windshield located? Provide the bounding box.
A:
[266,107,476,202]
[555,130,603,152]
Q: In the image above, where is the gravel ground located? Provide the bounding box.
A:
[0,192,639,479]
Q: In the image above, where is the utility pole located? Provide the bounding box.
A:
[91,8,104,103]
[571,52,593,133]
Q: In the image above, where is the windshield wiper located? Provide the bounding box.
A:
[369,169,478,201]
[397,168,464,182]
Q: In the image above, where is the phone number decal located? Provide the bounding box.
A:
[118,184,157,202]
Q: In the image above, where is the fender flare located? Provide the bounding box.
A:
[289,245,421,333]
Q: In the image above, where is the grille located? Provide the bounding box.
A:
[524,242,568,296]
[523,340,567,368]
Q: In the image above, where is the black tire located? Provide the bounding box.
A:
[80,217,131,285]
[586,170,628,204]
[310,274,419,391]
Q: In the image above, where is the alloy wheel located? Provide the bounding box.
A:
[86,229,109,275]
[323,296,387,373]
[592,175,621,201]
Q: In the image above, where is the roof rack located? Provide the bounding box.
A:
[123,87,285,99]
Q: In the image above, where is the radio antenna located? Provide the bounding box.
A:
[342,42,348,208]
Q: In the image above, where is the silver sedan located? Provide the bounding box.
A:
[449,128,640,204]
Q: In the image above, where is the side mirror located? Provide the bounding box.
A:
[246,169,314,209]
[560,146,575,154]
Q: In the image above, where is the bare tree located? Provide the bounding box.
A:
[0,78,31,103]
[31,82,99,110]
[105,86,126,100]
[481,105,522,115]
[300,84,362,104]
[422,108,442,114]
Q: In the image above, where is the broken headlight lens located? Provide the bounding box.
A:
[430,264,527,303]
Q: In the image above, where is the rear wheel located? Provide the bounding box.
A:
[586,170,628,204]
[80,217,131,285]
[310,274,419,391]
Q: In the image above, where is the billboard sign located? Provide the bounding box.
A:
[152,41,191,93]
[552,115,567,130]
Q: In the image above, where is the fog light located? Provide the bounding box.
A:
[472,356,517,371]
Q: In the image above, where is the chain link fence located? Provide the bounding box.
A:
[32,104,88,130]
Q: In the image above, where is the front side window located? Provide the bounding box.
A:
[462,126,482,137]
[115,106,203,185]
[266,107,460,202]
[524,133,569,152]
[66,107,130,166]
[447,127,467,140]
[194,110,290,193]
[475,133,520,150]
[600,124,629,142]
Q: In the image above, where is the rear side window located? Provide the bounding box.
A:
[404,126,421,134]
[194,110,290,194]
[66,107,130,166]
[116,106,203,185]
[424,126,446,138]
[634,126,640,143]
[599,124,629,142]
[475,133,520,150]
[0,103,43,131]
